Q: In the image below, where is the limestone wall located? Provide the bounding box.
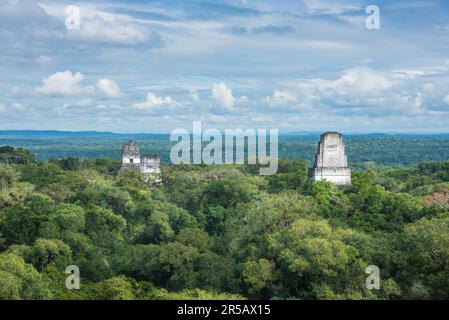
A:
[119,141,161,183]
[310,132,351,186]
[122,141,141,165]
[140,156,162,178]
[314,132,348,168]
[310,167,352,186]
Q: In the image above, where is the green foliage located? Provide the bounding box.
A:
[1,145,449,300]
[8,238,72,272]
[397,217,449,299]
[243,259,275,297]
[203,178,260,209]
[1,193,55,246]
[227,192,318,259]
[176,227,212,252]
[0,253,52,299]
[0,163,20,192]
[152,288,245,300]
[267,219,367,299]
[0,146,35,165]
[85,206,126,249]
[90,276,136,300]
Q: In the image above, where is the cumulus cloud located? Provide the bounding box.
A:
[262,67,394,110]
[3,0,449,132]
[0,0,159,49]
[66,16,153,45]
[260,66,435,117]
[96,79,122,98]
[265,89,297,106]
[133,92,177,109]
[35,70,94,96]
[36,71,122,99]
[392,92,424,115]
[0,0,49,27]
[0,103,27,114]
[316,67,393,98]
[237,95,250,106]
[211,83,235,110]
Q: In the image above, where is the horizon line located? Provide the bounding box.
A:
[2,129,449,136]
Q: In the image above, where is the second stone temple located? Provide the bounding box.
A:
[119,141,162,183]
[309,132,351,186]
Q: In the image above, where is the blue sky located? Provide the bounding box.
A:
[1,0,449,133]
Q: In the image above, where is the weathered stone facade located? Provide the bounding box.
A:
[119,141,161,183]
[309,132,351,186]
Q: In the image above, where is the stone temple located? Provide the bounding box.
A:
[119,141,161,183]
[309,132,351,186]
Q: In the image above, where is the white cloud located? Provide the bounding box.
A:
[265,89,296,106]
[260,67,430,116]
[96,79,121,98]
[444,95,449,105]
[56,103,70,116]
[35,70,94,96]
[317,67,393,98]
[36,72,121,99]
[133,92,177,109]
[237,95,250,106]
[66,16,151,45]
[0,0,49,25]
[393,92,424,114]
[211,83,235,110]
[0,104,5,113]
[261,67,393,112]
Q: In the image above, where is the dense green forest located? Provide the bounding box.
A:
[3,131,449,167]
[1,145,449,300]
